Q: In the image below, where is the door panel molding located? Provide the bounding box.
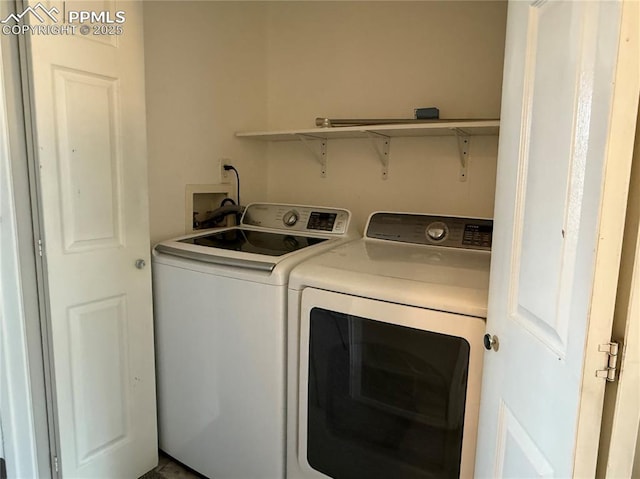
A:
[53,67,124,252]
[508,2,603,359]
[68,294,131,465]
[494,401,554,478]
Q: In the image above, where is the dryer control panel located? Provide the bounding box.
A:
[242,203,350,235]
[366,212,492,250]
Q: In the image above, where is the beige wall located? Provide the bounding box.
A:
[144,1,508,239]
[265,136,499,232]
[265,1,506,129]
[264,1,507,230]
[144,1,268,243]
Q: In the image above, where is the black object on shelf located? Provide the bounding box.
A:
[414,107,440,120]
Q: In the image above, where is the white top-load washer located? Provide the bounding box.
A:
[152,203,355,479]
[287,212,493,479]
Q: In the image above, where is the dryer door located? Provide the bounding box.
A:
[298,288,486,479]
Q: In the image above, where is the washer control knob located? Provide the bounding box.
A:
[283,210,299,227]
[426,222,448,242]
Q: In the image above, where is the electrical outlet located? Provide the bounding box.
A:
[219,158,231,179]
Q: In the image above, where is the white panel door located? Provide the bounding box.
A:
[476,0,638,477]
[26,1,157,477]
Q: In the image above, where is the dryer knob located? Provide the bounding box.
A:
[283,210,299,227]
[426,222,448,242]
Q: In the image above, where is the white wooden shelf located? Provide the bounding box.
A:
[235,120,499,140]
[235,120,500,180]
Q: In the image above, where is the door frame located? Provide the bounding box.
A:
[595,100,640,476]
[0,1,58,477]
[573,0,640,475]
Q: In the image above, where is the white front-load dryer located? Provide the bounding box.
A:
[287,212,493,479]
[152,203,355,479]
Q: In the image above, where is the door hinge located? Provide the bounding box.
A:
[53,456,59,473]
[595,341,620,382]
[37,238,43,257]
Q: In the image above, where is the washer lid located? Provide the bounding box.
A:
[155,226,337,274]
[153,203,355,275]
[178,228,329,257]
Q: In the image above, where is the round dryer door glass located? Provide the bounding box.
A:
[306,307,471,479]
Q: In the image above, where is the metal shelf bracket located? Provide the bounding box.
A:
[365,131,391,180]
[296,134,327,177]
[454,128,470,182]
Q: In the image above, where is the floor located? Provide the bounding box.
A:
[140,452,204,479]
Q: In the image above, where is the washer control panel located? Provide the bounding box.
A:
[366,212,493,250]
[242,203,350,235]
